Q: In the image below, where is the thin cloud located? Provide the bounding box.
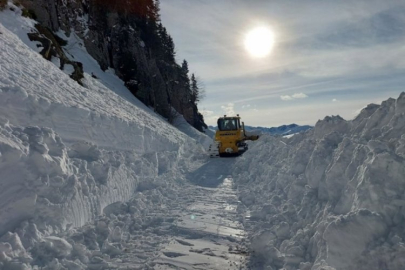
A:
[332,98,338,102]
[292,93,308,99]
[221,103,235,116]
[280,93,308,101]
[201,109,219,124]
[201,109,214,116]
[280,95,293,101]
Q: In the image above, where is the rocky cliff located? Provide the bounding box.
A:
[18,0,207,131]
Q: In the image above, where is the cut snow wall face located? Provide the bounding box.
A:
[0,122,156,236]
[234,92,405,270]
[0,23,205,236]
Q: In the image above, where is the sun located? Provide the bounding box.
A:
[244,27,275,58]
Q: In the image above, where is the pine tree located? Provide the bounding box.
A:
[191,73,199,103]
[181,59,190,91]
[181,60,189,74]
[165,35,175,61]
[154,25,175,62]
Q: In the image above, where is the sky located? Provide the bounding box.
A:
[160,0,405,127]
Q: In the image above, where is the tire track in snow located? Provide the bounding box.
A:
[153,159,248,270]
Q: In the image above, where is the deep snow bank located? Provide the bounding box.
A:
[173,115,213,149]
[0,19,208,268]
[234,93,405,270]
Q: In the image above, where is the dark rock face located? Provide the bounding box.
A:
[20,0,207,131]
[27,24,84,84]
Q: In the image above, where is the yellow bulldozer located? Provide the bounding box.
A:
[208,114,259,157]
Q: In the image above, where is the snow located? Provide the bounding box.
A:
[58,29,150,109]
[0,14,221,269]
[0,28,182,153]
[62,64,74,75]
[154,161,247,269]
[50,57,61,68]
[245,124,313,136]
[173,115,212,149]
[203,127,216,139]
[1,2,405,269]
[0,3,41,53]
[233,93,405,269]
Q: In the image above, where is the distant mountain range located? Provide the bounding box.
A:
[208,123,312,136]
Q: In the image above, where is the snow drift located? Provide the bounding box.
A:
[0,18,209,268]
[234,93,405,270]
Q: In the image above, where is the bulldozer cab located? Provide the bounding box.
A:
[209,114,259,157]
[217,117,240,131]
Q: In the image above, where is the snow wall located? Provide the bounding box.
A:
[234,93,405,270]
[0,22,206,240]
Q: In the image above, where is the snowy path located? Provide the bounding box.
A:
[84,159,250,270]
[152,159,248,270]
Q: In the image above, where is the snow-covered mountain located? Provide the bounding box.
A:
[244,123,313,136]
[209,123,312,136]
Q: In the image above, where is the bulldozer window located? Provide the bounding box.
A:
[218,118,238,131]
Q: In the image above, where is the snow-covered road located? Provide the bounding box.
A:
[94,158,249,270]
[154,160,247,269]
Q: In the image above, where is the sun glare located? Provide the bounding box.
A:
[244,27,275,58]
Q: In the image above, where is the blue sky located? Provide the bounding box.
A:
[160,0,405,127]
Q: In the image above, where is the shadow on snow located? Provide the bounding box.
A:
[187,157,237,188]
